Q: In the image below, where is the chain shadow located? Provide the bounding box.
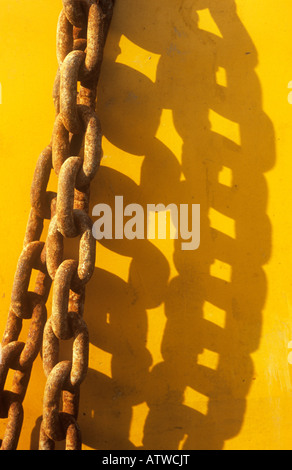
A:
[63,0,275,450]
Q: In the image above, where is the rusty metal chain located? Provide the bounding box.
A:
[0,0,115,450]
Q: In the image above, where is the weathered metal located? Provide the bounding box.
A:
[0,0,115,450]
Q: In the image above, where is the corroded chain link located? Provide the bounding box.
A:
[0,0,115,450]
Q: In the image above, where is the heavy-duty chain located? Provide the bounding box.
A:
[0,0,115,450]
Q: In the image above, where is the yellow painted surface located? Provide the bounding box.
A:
[0,0,292,450]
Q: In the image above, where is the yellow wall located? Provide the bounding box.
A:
[1,0,292,450]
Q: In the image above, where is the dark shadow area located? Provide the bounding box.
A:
[38,0,275,450]
[30,417,42,450]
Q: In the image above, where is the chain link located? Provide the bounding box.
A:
[0,0,115,450]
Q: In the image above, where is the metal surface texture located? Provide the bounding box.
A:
[0,0,115,450]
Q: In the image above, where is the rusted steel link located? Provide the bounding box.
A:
[46,215,64,280]
[76,105,102,188]
[63,388,80,418]
[43,314,89,385]
[61,413,82,450]
[41,360,84,447]
[53,104,102,186]
[73,187,90,213]
[10,368,32,404]
[34,271,53,304]
[74,37,87,52]
[39,411,81,450]
[62,0,89,28]
[79,0,114,108]
[23,211,43,248]
[0,342,25,393]
[0,338,41,450]
[10,241,46,319]
[25,177,56,247]
[42,361,73,441]
[30,146,56,220]
[53,67,61,115]
[18,302,47,369]
[0,342,33,406]
[57,3,104,81]
[2,300,49,427]
[52,113,70,175]
[0,392,24,451]
[0,287,48,450]
[51,259,78,339]
[60,50,85,134]
[57,157,83,237]
[2,302,46,370]
[46,210,95,289]
[71,210,96,290]
[1,310,22,348]
[57,10,73,66]
[80,2,104,81]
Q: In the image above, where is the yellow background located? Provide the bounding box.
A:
[1,0,292,450]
